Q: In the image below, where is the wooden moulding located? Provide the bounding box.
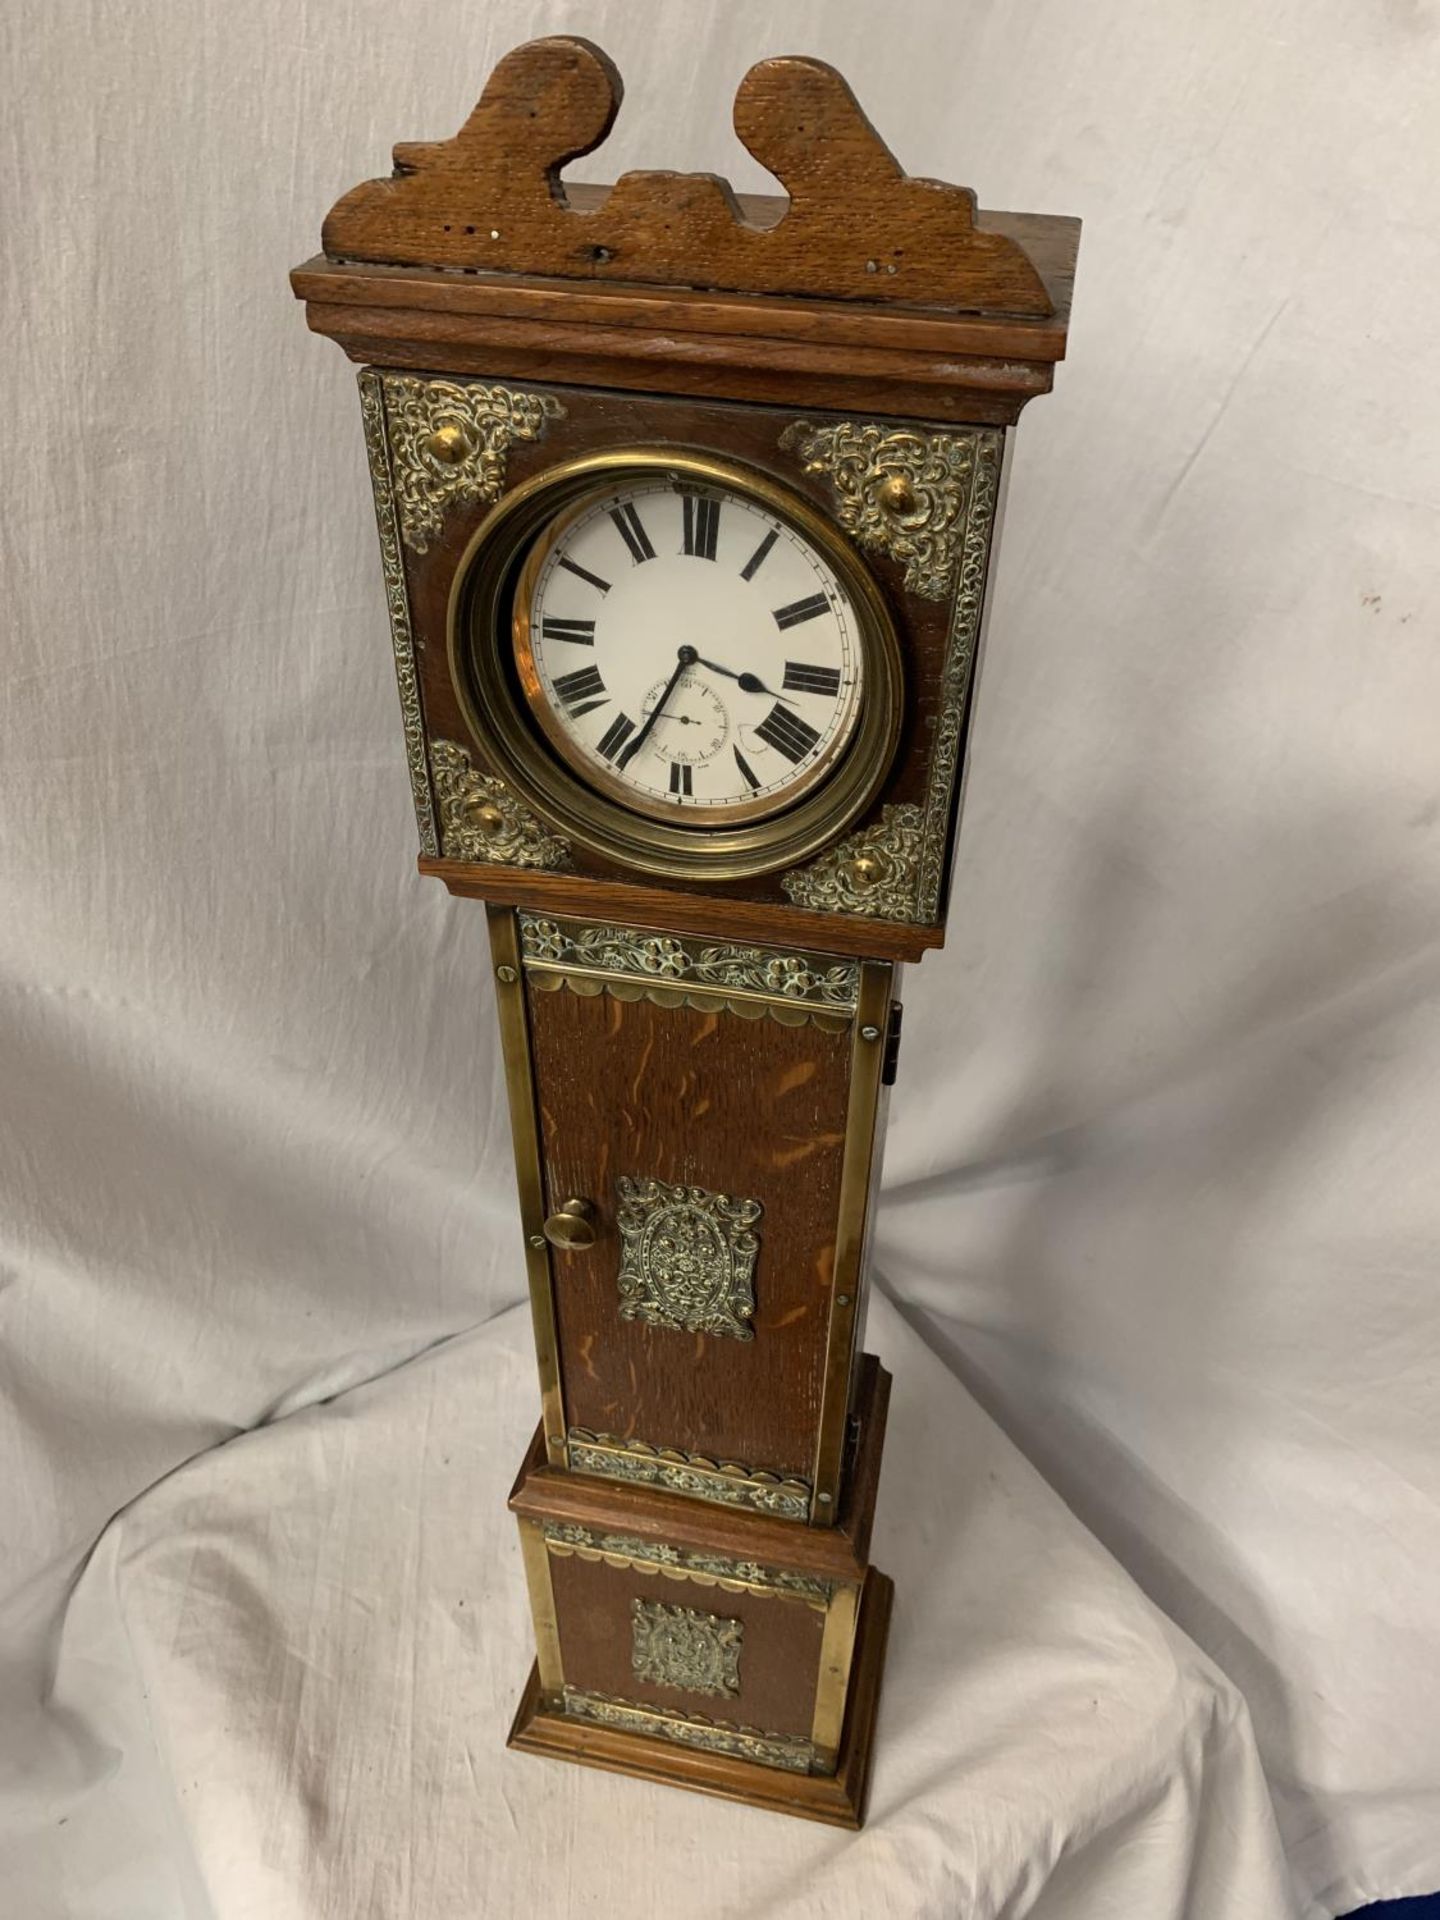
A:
[508,1355,891,1578]
[292,35,1078,424]
[420,856,943,963]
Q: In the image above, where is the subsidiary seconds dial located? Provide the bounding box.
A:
[513,476,864,825]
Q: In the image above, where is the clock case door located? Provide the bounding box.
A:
[489,906,897,1525]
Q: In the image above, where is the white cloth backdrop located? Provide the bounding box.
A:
[3,2,1438,1915]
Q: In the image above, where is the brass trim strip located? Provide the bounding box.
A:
[810,1579,861,1764]
[560,1687,817,1776]
[809,960,894,1522]
[517,1517,565,1696]
[566,1427,812,1523]
[486,906,566,1463]
[516,913,861,1014]
[357,369,439,857]
[540,1523,834,1607]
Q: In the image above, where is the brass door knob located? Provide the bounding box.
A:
[542,1198,598,1251]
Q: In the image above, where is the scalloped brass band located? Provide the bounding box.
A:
[540,1522,835,1607]
[517,912,861,1022]
[560,1688,818,1775]
[566,1428,812,1523]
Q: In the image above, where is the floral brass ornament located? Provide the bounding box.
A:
[378,374,563,552]
[561,1688,816,1775]
[429,739,572,869]
[565,1428,812,1522]
[517,914,859,1027]
[632,1597,743,1698]
[781,801,925,919]
[779,420,1004,922]
[779,419,980,603]
[357,370,439,856]
[616,1176,762,1343]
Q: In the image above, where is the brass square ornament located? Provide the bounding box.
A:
[632,1598,744,1698]
[616,1176,762,1342]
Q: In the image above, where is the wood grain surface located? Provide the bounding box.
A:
[321,35,1053,317]
[527,981,856,1478]
[547,1552,826,1739]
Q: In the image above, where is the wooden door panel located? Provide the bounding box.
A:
[527,980,851,1479]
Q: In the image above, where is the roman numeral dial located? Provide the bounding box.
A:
[517,471,872,826]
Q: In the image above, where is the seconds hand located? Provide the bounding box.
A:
[617,645,697,770]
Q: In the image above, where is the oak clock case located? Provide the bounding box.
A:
[292,31,1077,1830]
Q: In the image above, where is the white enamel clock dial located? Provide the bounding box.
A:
[515,477,864,825]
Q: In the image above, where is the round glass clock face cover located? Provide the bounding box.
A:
[514,476,864,825]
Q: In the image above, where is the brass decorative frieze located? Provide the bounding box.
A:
[632,1597,743,1698]
[377,374,563,552]
[560,1688,817,1776]
[429,740,572,869]
[781,801,925,920]
[565,1428,812,1523]
[357,369,439,857]
[616,1176,761,1343]
[517,915,859,1029]
[779,420,1004,923]
[541,1523,834,1606]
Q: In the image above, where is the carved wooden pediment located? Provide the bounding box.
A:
[322,35,1052,316]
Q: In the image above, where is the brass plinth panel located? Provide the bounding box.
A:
[632,1598,743,1699]
[616,1176,762,1344]
[447,449,904,882]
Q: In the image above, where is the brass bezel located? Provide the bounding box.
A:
[446,449,904,881]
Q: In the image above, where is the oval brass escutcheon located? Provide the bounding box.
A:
[542,1198,598,1252]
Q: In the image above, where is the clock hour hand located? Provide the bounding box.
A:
[692,656,797,707]
[617,645,697,768]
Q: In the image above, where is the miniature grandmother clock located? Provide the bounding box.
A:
[293,36,1077,1825]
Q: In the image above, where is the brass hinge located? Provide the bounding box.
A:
[881,1002,904,1087]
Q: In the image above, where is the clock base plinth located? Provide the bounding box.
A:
[507,1568,893,1828]
[506,1354,892,1825]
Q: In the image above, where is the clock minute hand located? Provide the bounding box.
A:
[617,645,697,768]
[692,656,797,707]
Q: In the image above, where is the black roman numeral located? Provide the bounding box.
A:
[733,746,760,791]
[782,661,842,697]
[553,665,607,713]
[557,555,611,594]
[540,616,596,645]
[755,703,821,764]
[740,528,778,581]
[773,592,830,630]
[681,493,720,560]
[668,761,694,796]
[609,502,656,565]
[597,711,636,761]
